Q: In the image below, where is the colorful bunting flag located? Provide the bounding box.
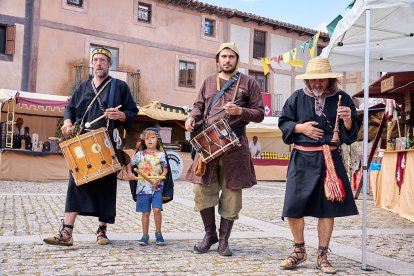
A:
[258,29,322,73]
[327,15,343,38]
[309,31,320,59]
[299,43,306,53]
[260,58,269,75]
[288,60,304,67]
[265,57,275,73]
[271,55,282,65]
[291,48,297,60]
[282,52,290,63]
[305,40,313,49]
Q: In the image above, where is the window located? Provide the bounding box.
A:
[0,26,6,54]
[138,2,152,23]
[89,44,119,71]
[249,71,267,92]
[179,60,196,88]
[0,25,15,55]
[204,18,215,37]
[67,0,83,7]
[253,30,266,59]
[62,0,88,13]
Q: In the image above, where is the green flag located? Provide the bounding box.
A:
[327,15,343,38]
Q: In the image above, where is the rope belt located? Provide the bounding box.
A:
[293,144,346,202]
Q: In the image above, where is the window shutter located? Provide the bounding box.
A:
[5,25,16,55]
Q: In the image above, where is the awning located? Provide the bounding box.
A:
[246,117,282,136]
[353,71,414,98]
[0,89,70,117]
[138,108,188,121]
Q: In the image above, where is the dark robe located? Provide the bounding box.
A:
[63,76,138,223]
[185,73,265,189]
[278,88,361,218]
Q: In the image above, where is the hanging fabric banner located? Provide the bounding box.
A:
[395,152,406,193]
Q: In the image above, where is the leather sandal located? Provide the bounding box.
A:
[279,242,307,270]
[316,246,337,274]
[96,225,109,245]
[43,219,73,246]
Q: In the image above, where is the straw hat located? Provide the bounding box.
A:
[296,56,342,80]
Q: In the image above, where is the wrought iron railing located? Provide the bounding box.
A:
[272,93,283,117]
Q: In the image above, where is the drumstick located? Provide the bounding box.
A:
[194,98,242,131]
[133,168,162,183]
[85,105,122,128]
[133,175,166,181]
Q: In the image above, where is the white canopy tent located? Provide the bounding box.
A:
[321,0,414,272]
[321,0,414,72]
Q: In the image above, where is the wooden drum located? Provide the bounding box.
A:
[59,127,122,186]
[190,119,240,163]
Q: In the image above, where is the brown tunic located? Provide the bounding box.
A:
[185,73,265,189]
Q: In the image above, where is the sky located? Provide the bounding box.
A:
[199,0,353,31]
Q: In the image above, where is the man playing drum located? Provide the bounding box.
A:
[43,47,138,246]
[185,42,264,256]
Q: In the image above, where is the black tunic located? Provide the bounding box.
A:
[278,88,361,218]
[63,76,138,223]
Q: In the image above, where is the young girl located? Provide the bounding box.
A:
[127,127,169,246]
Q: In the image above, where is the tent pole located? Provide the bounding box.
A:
[361,8,371,271]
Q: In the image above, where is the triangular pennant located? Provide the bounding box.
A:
[299,43,306,53]
[288,59,304,67]
[260,58,269,75]
[265,57,275,72]
[282,52,290,63]
[291,48,298,60]
[327,15,343,38]
[271,56,282,65]
[309,31,321,58]
[305,40,313,49]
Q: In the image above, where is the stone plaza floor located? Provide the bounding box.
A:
[0,180,413,275]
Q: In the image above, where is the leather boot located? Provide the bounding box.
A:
[193,207,218,253]
[217,217,234,256]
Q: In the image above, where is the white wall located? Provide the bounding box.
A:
[230,24,250,64]
[270,34,292,71]
[274,74,292,105]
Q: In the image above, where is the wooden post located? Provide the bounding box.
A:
[354,112,387,199]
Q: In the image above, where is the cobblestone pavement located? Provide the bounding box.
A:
[0,180,413,275]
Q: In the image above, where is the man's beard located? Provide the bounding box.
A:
[312,89,325,97]
[310,86,327,97]
[94,67,109,78]
[220,64,237,74]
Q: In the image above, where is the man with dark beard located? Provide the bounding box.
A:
[43,47,138,246]
[185,42,264,256]
[278,57,361,274]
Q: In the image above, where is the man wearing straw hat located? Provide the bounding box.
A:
[43,47,138,247]
[278,56,361,274]
[185,42,264,256]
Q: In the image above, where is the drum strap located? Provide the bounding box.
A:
[108,78,117,108]
[206,72,240,118]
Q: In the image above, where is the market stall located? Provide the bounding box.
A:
[0,88,70,181]
[370,149,414,222]
[353,72,414,221]
[246,116,290,181]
